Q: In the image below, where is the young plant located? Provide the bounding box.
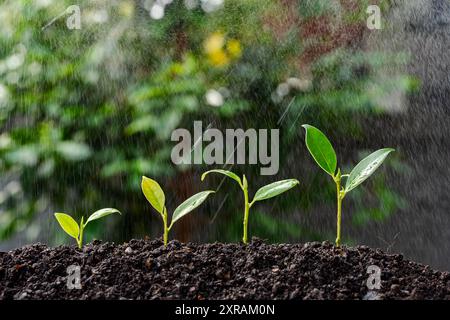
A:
[141,176,215,246]
[201,169,299,244]
[54,208,121,249]
[302,124,394,247]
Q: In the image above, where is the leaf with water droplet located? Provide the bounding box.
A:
[85,208,121,226]
[345,148,394,193]
[170,190,215,228]
[252,179,299,203]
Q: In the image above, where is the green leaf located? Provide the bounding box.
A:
[302,124,337,176]
[85,208,121,226]
[201,169,242,186]
[141,176,165,215]
[345,148,395,193]
[56,141,92,161]
[54,213,79,239]
[170,191,215,228]
[252,179,299,203]
[125,115,158,135]
[4,145,38,166]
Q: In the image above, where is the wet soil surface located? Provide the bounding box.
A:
[1,238,449,300]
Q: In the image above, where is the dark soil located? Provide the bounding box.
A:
[1,238,449,300]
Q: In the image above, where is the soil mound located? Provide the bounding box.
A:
[1,239,449,300]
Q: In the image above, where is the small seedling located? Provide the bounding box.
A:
[54,208,121,249]
[302,124,394,247]
[141,176,215,246]
[201,169,299,244]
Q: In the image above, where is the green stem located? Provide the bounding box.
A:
[78,224,84,249]
[241,175,251,245]
[336,179,342,247]
[163,208,169,246]
[243,185,250,244]
[334,173,345,247]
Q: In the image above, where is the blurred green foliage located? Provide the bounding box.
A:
[0,0,414,245]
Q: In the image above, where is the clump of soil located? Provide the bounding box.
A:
[1,238,449,300]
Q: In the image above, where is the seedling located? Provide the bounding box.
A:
[54,208,121,249]
[141,176,215,246]
[302,124,394,247]
[201,169,299,244]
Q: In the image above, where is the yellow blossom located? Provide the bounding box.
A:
[226,39,242,58]
[203,32,242,67]
[203,32,225,55]
[208,50,229,67]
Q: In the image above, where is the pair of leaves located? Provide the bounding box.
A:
[201,170,299,205]
[141,176,214,228]
[54,208,121,240]
[302,124,394,193]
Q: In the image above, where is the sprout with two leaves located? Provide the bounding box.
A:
[141,176,215,246]
[201,169,299,244]
[54,208,121,249]
[302,124,394,247]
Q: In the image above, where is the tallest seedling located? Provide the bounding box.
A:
[302,124,394,247]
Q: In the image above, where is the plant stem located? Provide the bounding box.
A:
[336,179,342,247]
[78,224,84,249]
[334,172,345,247]
[242,177,250,244]
[162,208,169,246]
